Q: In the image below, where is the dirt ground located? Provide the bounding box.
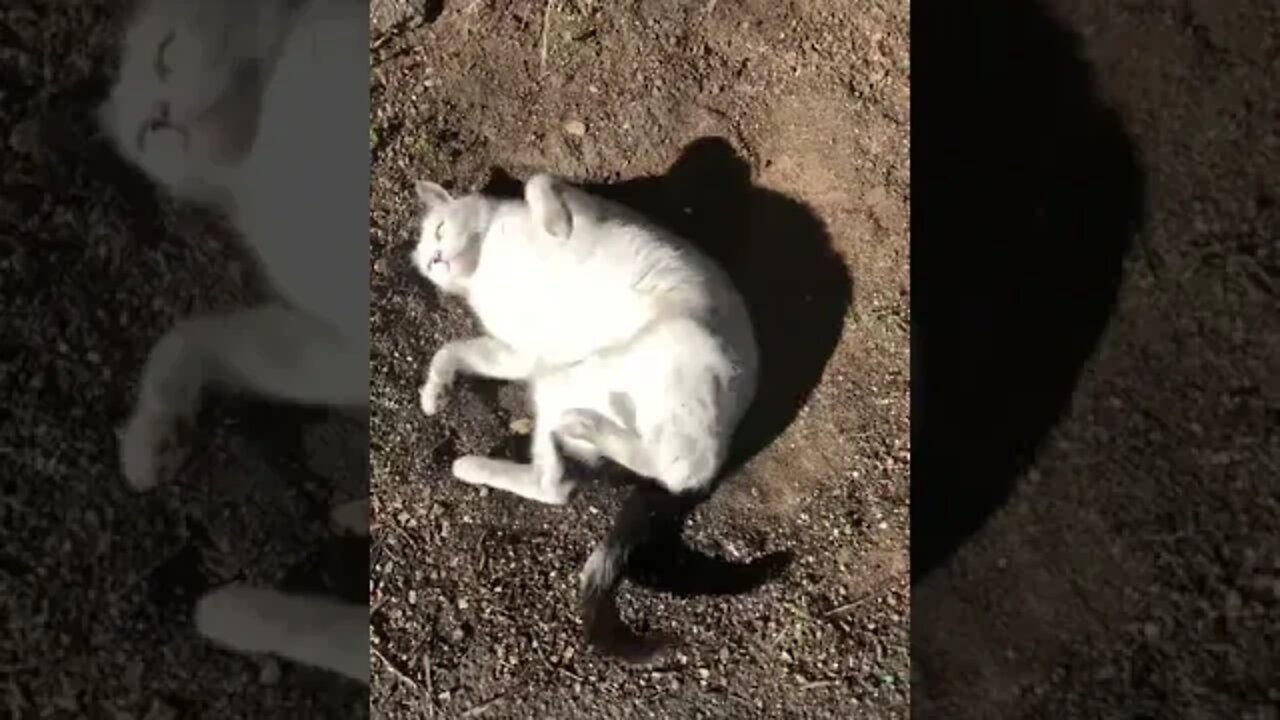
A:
[369,1,908,719]
[2,3,368,718]
[912,1,1278,718]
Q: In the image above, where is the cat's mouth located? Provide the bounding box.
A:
[135,101,189,152]
[427,249,451,272]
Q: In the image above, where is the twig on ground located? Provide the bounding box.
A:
[822,575,905,619]
[538,0,556,77]
[372,646,427,701]
[800,678,842,691]
[461,694,507,718]
[421,650,437,719]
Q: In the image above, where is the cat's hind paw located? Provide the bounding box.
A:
[195,584,278,655]
[330,498,369,537]
[450,455,490,485]
[555,409,606,443]
[117,407,194,491]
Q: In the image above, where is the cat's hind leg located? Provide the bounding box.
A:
[451,426,576,505]
[195,584,369,684]
[120,303,366,490]
[555,409,660,479]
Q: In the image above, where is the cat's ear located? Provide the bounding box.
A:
[414,180,452,211]
[525,173,573,239]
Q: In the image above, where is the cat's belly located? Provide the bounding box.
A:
[468,278,655,366]
[234,193,367,342]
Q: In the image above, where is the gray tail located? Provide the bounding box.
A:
[578,483,693,663]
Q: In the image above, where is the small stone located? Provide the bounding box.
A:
[1225,589,1242,618]
[457,597,469,610]
[8,118,40,156]
[510,417,534,434]
[408,589,417,605]
[259,659,282,685]
[374,257,389,274]
[563,119,587,136]
[697,667,710,679]
[143,699,177,720]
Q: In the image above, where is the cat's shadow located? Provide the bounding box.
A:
[483,136,852,599]
[910,0,1144,586]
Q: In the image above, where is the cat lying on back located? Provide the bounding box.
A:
[412,173,760,662]
[99,0,369,683]
[102,0,368,491]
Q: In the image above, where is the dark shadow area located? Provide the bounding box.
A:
[481,135,851,620]
[422,0,446,24]
[910,0,1144,585]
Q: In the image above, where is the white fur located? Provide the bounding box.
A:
[98,0,299,206]
[103,0,369,493]
[100,0,369,682]
[192,499,370,684]
[412,174,758,504]
[195,583,369,684]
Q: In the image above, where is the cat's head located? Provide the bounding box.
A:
[410,181,492,295]
[97,0,265,202]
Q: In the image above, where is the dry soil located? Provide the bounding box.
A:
[368,1,908,719]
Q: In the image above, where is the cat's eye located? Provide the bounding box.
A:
[155,30,175,80]
[434,222,443,241]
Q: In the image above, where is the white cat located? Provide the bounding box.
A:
[411,174,759,660]
[101,0,369,492]
[99,0,369,683]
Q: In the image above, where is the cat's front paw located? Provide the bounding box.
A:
[419,351,457,416]
[117,406,194,491]
[418,378,449,416]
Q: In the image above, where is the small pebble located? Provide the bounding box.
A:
[8,118,40,156]
[563,119,587,136]
[259,659,282,685]
[143,699,177,720]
